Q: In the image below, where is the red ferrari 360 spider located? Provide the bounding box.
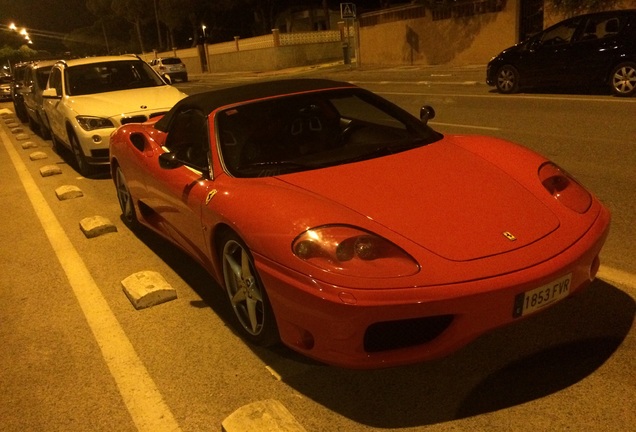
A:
[109,79,610,368]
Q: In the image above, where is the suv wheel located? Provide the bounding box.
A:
[610,62,636,97]
[38,114,51,140]
[70,133,92,176]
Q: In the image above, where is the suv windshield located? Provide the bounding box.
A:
[65,60,165,96]
[217,88,442,178]
[161,58,182,65]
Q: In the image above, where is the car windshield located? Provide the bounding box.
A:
[217,88,442,178]
[161,58,182,65]
[65,60,165,96]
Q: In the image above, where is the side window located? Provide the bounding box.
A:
[165,108,210,170]
[25,68,34,87]
[578,16,622,41]
[48,67,62,95]
[541,19,581,45]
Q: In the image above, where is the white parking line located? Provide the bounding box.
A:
[597,266,636,292]
[374,89,636,103]
[1,129,182,432]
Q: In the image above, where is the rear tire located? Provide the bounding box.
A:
[115,166,139,229]
[610,62,636,97]
[38,114,51,140]
[496,65,520,94]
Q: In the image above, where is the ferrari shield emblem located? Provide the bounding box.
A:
[206,189,218,205]
[503,231,517,241]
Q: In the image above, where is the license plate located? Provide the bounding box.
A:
[513,273,572,318]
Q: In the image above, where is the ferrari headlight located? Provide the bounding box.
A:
[539,162,591,213]
[292,225,420,277]
[76,116,114,131]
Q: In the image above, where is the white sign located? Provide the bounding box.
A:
[340,3,356,19]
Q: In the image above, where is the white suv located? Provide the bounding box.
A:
[149,57,188,83]
[42,55,186,175]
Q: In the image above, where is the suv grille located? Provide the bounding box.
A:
[121,111,169,125]
[121,115,147,125]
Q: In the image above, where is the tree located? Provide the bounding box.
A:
[111,0,148,52]
[86,0,113,53]
[545,0,621,16]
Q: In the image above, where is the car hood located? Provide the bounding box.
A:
[278,139,559,261]
[66,85,186,118]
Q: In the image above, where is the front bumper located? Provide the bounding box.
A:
[256,205,611,369]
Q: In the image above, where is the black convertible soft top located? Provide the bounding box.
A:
[155,78,357,132]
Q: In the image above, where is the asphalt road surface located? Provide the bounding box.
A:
[1,64,634,432]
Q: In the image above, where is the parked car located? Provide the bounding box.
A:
[22,60,57,139]
[0,75,12,100]
[487,9,636,96]
[110,78,610,369]
[42,55,186,175]
[10,62,30,122]
[149,57,188,83]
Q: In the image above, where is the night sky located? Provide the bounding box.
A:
[1,0,94,51]
[1,0,393,52]
[1,0,94,32]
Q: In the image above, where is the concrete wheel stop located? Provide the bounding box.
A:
[40,165,63,177]
[222,399,307,432]
[29,151,48,161]
[121,271,177,310]
[55,185,83,200]
[79,216,117,238]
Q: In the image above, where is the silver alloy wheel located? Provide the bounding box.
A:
[223,239,266,337]
[115,167,137,227]
[70,133,90,176]
[496,65,519,94]
[611,63,636,97]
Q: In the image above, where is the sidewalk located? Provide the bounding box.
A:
[189,61,488,84]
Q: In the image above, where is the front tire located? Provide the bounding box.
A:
[69,133,92,176]
[610,62,636,97]
[496,64,520,94]
[220,232,279,347]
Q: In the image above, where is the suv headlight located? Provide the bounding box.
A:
[76,116,114,131]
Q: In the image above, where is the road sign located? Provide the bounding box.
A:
[340,3,356,19]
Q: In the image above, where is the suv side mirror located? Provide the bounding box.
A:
[42,88,60,99]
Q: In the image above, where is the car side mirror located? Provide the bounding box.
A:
[420,105,436,125]
[158,150,210,176]
[158,152,184,169]
[528,39,542,52]
[42,88,60,99]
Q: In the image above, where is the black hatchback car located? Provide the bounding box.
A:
[487,9,636,96]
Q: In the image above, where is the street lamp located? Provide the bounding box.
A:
[202,24,207,40]
[7,22,32,44]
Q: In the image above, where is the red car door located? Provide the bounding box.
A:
[144,108,215,265]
